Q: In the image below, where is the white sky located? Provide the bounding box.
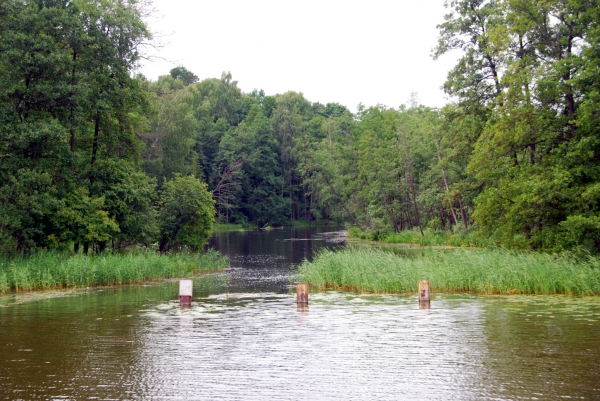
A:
[139,0,458,112]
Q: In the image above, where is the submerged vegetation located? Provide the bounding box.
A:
[299,247,600,296]
[0,249,228,294]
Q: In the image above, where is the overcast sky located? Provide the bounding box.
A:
[139,0,458,112]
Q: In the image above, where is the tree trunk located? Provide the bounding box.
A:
[405,195,413,230]
[91,110,100,166]
[458,195,468,229]
[434,137,459,226]
[382,194,399,232]
[70,51,77,172]
[322,174,364,230]
[304,184,308,221]
[159,237,169,253]
[405,164,423,236]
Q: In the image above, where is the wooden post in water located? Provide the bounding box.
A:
[297,283,309,305]
[179,280,193,306]
[418,280,430,303]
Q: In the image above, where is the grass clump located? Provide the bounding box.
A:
[298,247,600,295]
[0,248,228,294]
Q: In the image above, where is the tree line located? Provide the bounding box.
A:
[1,0,599,255]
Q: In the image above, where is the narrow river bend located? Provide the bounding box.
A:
[1,226,599,400]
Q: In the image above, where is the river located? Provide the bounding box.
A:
[1,226,599,400]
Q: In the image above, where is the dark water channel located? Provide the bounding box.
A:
[1,226,600,400]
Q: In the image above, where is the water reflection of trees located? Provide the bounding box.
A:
[480,298,600,399]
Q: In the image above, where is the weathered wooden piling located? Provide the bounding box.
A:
[296,283,309,305]
[418,280,430,303]
[179,280,193,306]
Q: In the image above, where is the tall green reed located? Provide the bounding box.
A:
[0,248,228,294]
[299,247,600,295]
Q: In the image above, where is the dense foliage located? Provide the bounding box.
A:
[1,0,599,255]
[0,0,213,255]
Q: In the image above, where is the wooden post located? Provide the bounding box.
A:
[297,283,309,305]
[418,280,430,303]
[179,280,193,306]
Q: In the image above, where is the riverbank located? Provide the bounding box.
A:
[298,247,600,295]
[213,223,248,231]
[348,227,488,247]
[0,249,228,294]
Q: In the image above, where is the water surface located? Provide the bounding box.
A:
[1,227,599,400]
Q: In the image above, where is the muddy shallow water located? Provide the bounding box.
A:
[1,227,599,400]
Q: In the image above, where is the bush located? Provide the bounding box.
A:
[348,226,363,238]
[158,175,216,252]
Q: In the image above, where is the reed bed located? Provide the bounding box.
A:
[0,249,228,294]
[298,247,600,295]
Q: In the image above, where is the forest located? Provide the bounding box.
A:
[1,0,599,256]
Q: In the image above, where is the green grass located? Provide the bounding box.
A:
[212,223,248,231]
[0,248,228,294]
[298,247,600,295]
[348,227,491,247]
[383,230,486,247]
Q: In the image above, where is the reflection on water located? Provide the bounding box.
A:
[207,226,345,293]
[1,227,600,400]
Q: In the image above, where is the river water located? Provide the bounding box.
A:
[1,226,600,400]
